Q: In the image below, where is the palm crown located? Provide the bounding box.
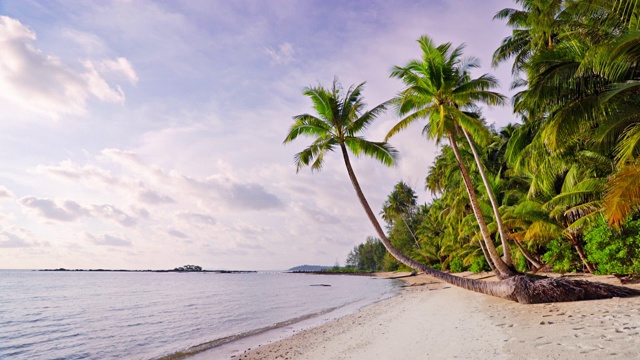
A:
[386,35,514,276]
[386,36,505,145]
[284,79,397,171]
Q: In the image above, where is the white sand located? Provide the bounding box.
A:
[233,272,640,360]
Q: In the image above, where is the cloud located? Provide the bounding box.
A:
[167,228,188,239]
[138,189,175,205]
[91,204,137,227]
[88,233,132,247]
[99,57,138,84]
[179,212,216,226]
[18,195,137,227]
[102,147,284,211]
[0,231,32,248]
[265,42,294,65]
[235,241,265,250]
[226,182,283,210]
[0,15,133,118]
[36,161,121,187]
[19,196,89,222]
[0,185,15,199]
[0,225,49,249]
[291,202,341,225]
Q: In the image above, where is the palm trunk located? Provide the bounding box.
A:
[478,239,497,273]
[339,144,515,296]
[337,144,639,303]
[513,238,543,270]
[400,215,420,249]
[461,128,514,267]
[447,134,515,278]
[568,234,596,273]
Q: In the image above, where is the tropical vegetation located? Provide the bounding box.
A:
[285,0,640,303]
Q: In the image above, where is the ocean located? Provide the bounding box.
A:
[0,270,398,359]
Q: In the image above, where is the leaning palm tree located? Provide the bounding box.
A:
[386,35,515,277]
[283,79,425,273]
[381,181,420,250]
[284,77,639,303]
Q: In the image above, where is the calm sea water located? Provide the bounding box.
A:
[0,271,397,360]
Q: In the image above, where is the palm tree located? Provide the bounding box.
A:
[492,0,565,75]
[498,1,640,227]
[424,143,503,272]
[381,181,420,250]
[283,78,421,271]
[386,35,515,277]
[285,78,639,303]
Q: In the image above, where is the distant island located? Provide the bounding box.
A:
[288,265,332,272]
[40,264,256,274]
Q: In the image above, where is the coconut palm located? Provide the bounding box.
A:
[285,77,639,303]
[424,143,505,271]
[386,35,515,277]
[381,181,420,251]
[499,1,640,228]
[283,78,422,272]
[492,0,565,75]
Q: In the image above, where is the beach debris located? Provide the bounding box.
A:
[613,274,640,284]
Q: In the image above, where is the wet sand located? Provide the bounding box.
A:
[232,272,640,360]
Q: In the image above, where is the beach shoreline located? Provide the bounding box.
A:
[183,275,402,360]
[213,272,640,360]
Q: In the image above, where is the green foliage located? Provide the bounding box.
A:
[541,238,581,274]
[305,1,640,278]
[381,181,418,228]
[284,79,397,172]
[469,257,490,274]
[514,250,529,273]
[174,265,203,272]
[388,216,420,258]
[382,252,400,271]
[584,218,640,275]
[323,266,368,274]
[345,237,387,271]
[449,257,464,273]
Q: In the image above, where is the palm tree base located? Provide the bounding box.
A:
[502,275,640,304]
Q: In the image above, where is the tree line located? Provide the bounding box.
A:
[285,0,640,303]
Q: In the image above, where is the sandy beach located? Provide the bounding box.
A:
[227,272,640,360]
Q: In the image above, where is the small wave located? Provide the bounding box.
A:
[153,306,341,360]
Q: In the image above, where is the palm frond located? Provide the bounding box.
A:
[614,123,640,165]
[345,137,398,167]
[284,114,333,143]
[603,162,640,226]
[293,137,337,172]
[302,85,335,123]
[386,106,435,140]
[348,100,391,136]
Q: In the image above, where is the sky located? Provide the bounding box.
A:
[0,0,520,270]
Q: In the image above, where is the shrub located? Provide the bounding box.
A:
[584,218,640,275]
[469,257,489,274]
[541,238,581,274]
[449,257,464,273]
[382,252,400,272]
[514,251,529,273]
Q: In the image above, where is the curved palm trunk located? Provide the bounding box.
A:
[338,144,639,303]
[568,234,596,273]
[478,239,497,273]
[513,238,543,270]
[339,144,515,296]
[400,215,420,249]
[447,134,516,278]
[461,128,513,267]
